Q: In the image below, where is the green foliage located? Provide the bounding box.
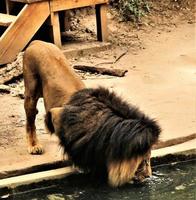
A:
[110,0,150,22]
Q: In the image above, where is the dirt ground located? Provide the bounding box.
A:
[0,0,195,174]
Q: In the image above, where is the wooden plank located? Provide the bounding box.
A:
[5,0,14,14]
[10,0,44,3]
[95,4,108,42]
[0,1,50,65]
[50,12,62,47]
[0,13,16,26]
[50,0,108,12]
[74,65,128,77]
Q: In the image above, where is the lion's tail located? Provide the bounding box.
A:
[45,112,55,134]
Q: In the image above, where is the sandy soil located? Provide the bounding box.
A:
[0,1,195,174]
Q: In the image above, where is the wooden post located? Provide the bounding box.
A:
[5,0,14,14]
[95,4,108,42]
[50,12,62,47]
[63,11,71,31]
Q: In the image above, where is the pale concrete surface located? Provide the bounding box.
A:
[152,139,196,157]
[0,166,74,189]
[84,23,196,141]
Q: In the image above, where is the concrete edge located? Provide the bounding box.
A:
[62,42,112,59]
[152,138,196,157]
[152,148,196,159]
[0,160,72,180]
[0,167,75,189]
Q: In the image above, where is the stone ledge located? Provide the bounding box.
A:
[0,166,75,189]
[152,138,196,157]
[62,41,111,59]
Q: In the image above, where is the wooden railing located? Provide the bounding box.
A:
[0,0,109,65]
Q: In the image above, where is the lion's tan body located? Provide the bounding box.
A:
[23,40,85,154]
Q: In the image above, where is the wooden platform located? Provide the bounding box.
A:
[0,0,109,65]
[0,13,16,26]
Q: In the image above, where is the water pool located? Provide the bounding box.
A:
[1,160,195,200]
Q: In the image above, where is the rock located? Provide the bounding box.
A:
[0,85,10,93]
[47,194,66,200]
[175,184,186,190]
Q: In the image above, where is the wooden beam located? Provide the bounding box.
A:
[0,1,50,65]
[95,4,108,42]
[74,65,128,77]
[50,12,62,47]
[50,0,108,12]
[9,0,44,3]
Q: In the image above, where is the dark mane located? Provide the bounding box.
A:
[56,87,161,173]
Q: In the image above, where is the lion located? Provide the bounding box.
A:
[23,40,161,187]
[45,87,161,187]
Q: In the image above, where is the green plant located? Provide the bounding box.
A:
[110,0,150,22]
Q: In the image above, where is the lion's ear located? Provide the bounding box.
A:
[45,107,64,133]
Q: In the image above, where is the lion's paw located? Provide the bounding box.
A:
[28,144,44,155]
